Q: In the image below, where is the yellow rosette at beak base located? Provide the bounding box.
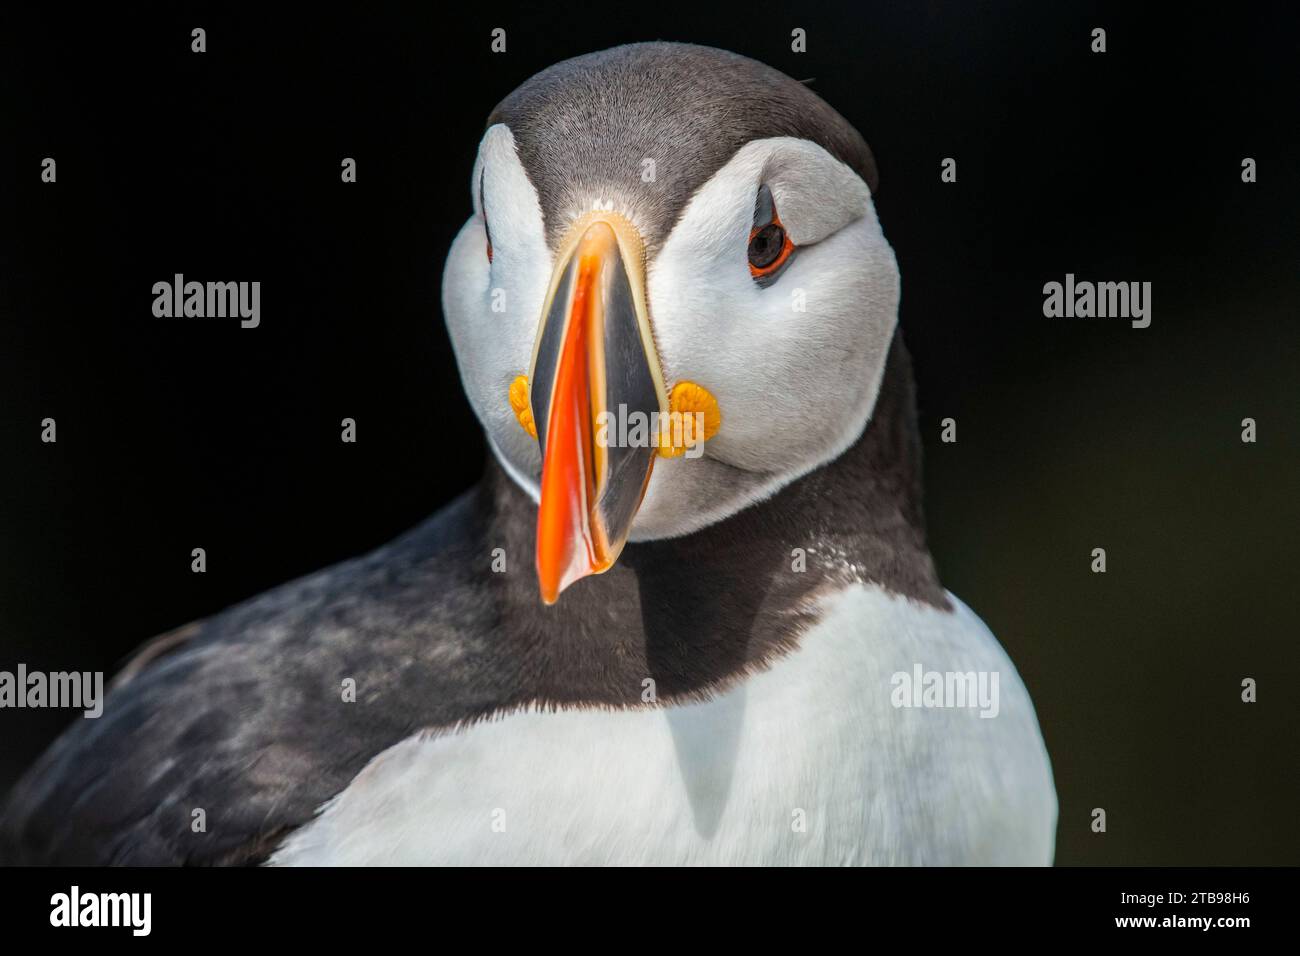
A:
[507,375,719,457]
[508,375,537,438]
[656,381,722,458]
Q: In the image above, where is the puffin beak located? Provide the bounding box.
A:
[528,213,669,605]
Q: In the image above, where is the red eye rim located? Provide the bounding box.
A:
[747,214,794,280]
[486,235,494,264]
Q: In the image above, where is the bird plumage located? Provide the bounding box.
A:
[0,42,1056,865]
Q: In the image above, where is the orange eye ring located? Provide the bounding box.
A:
[747,215,794,280]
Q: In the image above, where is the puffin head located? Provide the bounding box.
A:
[443,42,899,604]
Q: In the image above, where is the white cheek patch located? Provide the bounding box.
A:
[646,136,898,487]
[475,125,549,269]
[443,125,552,495]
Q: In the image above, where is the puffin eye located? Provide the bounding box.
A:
[748,223,786,270]
[748,185,794,284]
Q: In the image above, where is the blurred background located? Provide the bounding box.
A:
[1,2,1296,864]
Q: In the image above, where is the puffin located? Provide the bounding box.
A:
[0,42,1056,866]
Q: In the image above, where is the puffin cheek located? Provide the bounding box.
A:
[707,305,837,470]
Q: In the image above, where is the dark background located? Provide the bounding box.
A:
[1,3,1296,865]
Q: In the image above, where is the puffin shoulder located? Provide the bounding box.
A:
[0,487,497,865]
